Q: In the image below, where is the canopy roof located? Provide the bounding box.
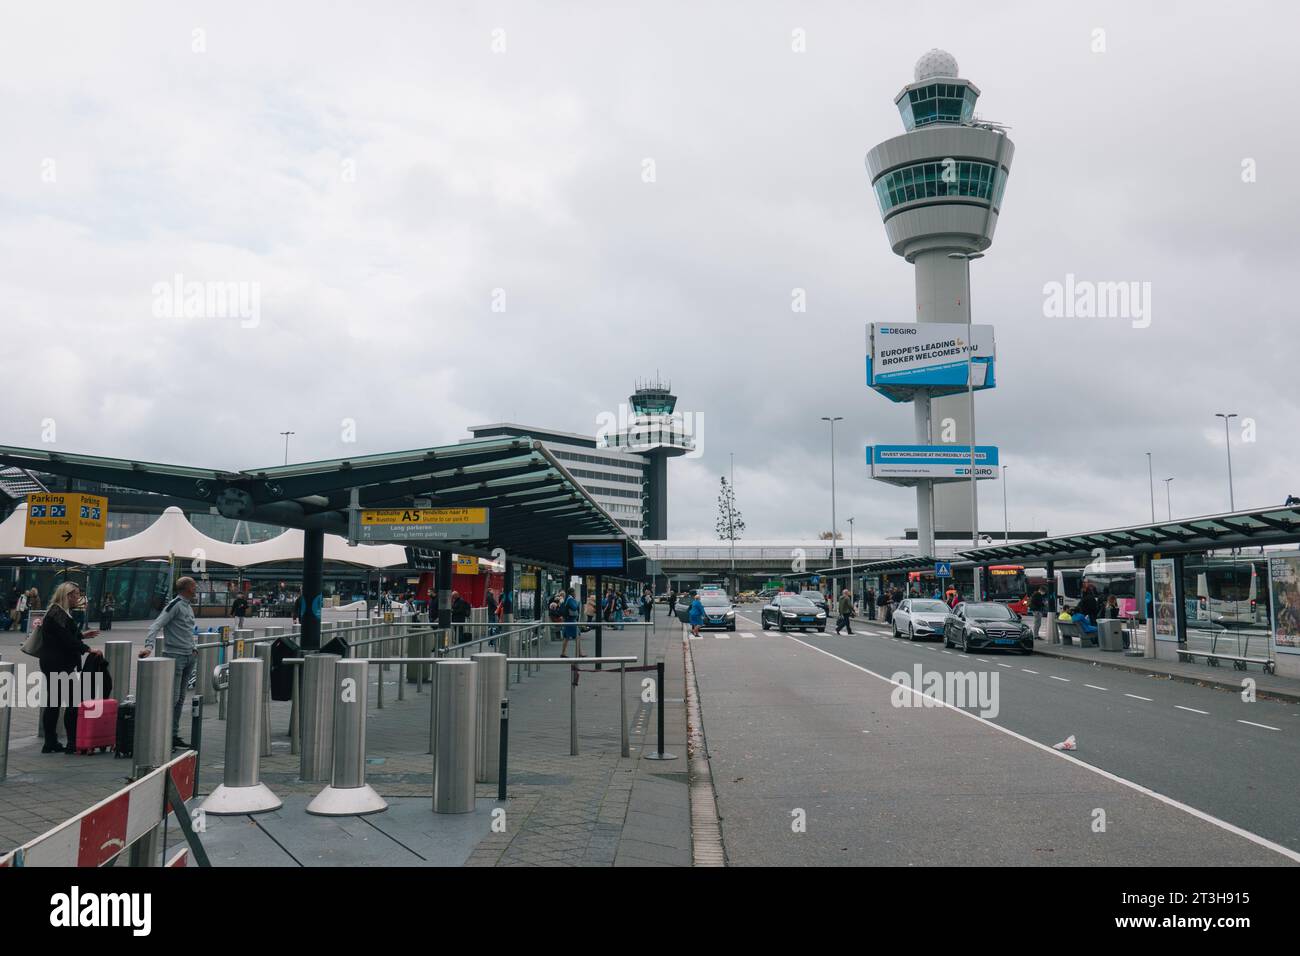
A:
[0,503,410,569]
[958,505,1300,564]
[0,436,645,572]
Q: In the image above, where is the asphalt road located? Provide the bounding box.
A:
[683,608,1300,866]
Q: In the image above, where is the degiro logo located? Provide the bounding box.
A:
[880,327,917,334]
[49,887,151,936]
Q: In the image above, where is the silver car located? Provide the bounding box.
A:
[892,598,952,641]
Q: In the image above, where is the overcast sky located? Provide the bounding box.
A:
[2,1,1297,542]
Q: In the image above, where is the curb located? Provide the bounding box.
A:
[681,628,725,866]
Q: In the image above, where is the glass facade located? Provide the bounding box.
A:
[898,82,977,130]
[873,160,1007,216]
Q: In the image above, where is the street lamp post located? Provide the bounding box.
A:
[280,430,295,466]
[1146,452,1155,523]
[847,516,855,604]
[729,452,736,595]
[821,416,843,557]
[1001,465,1009,543]
[1215,413,1238,511]
[1164,477,1174,521]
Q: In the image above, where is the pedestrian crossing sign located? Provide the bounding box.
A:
[935,561,952,577]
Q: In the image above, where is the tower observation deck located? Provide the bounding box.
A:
[865,50,1014,547]
[600,378,693,539]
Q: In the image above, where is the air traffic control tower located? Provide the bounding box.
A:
[865,49,1014,553]
[600,379,693,539]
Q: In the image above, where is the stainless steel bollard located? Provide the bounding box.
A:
[195,642,217,706]
[307,659,387,815]
[300,654,340,783]
[570,664,578,756]
[471,653,507,784]
[432,659,477,814]
[200,659,281,814]
[128,656,176,866]
[255,643,273,757]
[289,663,300,756]
[133,656,174,776]
[103,641,132,703]
[0,662,12,782]
[620,663,629,758]
[233,628,255,659]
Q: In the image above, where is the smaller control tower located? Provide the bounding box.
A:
[601,379,693,539]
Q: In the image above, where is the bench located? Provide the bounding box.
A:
[1176,648,1275,674]
[1056,619,1098,647]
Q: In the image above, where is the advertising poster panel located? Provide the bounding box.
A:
[1268,554,1300,655]
[1151,558,1179,642]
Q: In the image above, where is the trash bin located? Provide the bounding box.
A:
[270,636,302,701]
[321,635,350,659]
[1097,619,1124,652]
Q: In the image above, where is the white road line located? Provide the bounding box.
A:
[1021,669,1039,675]
[975,658,989,663]
[996,663,1011,668]
[1049,676,1070,683]
[941,650,953,655]
[1176,705,1209,715]
[1125,693,1153,702]
[739,632,755,639]
[714,634,730,639]
[1238,719,1281,731]
[1085,684,1108,691]
[778,634,1300,865]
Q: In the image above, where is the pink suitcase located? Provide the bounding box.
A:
[73,698,118,754]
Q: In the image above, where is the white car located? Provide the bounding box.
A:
[892,598,952,641]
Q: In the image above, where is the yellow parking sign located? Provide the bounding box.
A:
[25,493,107,549]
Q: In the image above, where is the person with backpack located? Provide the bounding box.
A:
[560,587,583,658]
[139,576,199,749]
[32,581,102,753]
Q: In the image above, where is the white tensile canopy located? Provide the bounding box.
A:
[0,503,410,569]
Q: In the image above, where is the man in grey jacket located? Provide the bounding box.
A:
[139,576,198,748]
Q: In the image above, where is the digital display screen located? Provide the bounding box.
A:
[571,541,626,572]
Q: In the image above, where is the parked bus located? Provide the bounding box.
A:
[1194,558,1269,627]
[984,565,1027,606]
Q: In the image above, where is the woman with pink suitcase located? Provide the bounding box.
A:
[30,582,103,753]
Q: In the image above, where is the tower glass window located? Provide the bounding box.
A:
[897,81,979,130]
[873,161,1006,216]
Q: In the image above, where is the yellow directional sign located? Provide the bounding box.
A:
[356,506,489,542]
[360,507,487,526]
[454,554,480,575]
[25,493,108,549]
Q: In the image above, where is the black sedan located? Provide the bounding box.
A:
[676,592,737,630]
[761,595,826,632]
[942,602,1034,654]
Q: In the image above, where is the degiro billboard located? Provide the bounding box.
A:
[866,444,1000,486]
[866,323,996,402]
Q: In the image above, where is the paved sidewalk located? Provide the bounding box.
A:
[0,620,692,867]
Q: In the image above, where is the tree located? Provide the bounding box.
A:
[818,530,843,540]
[716,476,745,542]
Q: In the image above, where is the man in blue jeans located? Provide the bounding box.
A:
[139,576,198,749]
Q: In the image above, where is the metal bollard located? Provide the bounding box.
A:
[644,660,676,760]
[289,663,300,756]
[620,662,629,758]
[195,641,218,706]
[255,643,273,757]
[103,641,133,703]
[190,695,204,793]
[307,659,387,816]
[0,662,12,782]
[471,652,507,784]
[431,659,477,814]
[128,656,176,866]
[233,628,254,659]
[300,654,340,783]
[570,664,578,756]
[200,658,281,815]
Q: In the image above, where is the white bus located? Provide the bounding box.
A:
[1029,559,1137,616]
[1194,559,1269,627]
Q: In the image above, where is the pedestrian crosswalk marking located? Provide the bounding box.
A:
[739,632,756,639]
[715,633,730,639]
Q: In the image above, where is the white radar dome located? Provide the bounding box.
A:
[914,49,959,82]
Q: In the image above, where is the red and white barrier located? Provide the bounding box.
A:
[0,751,196,867]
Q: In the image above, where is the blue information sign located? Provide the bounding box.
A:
[935,562,952,578]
